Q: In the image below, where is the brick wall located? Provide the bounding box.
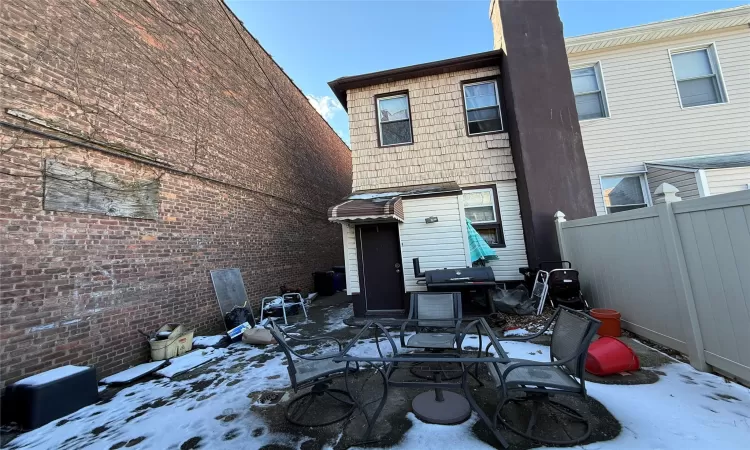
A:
[0,0,351,388]
[347,66,514,191]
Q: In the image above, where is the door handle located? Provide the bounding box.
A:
[396,269,401,273]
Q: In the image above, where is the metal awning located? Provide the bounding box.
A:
[328,182,461,223]
[328,196,403,222]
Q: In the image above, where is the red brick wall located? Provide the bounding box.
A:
[0,0,352,388]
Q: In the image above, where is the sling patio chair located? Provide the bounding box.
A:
[399,292,465,380]
[265,319,358,427]
[485,306,601,445]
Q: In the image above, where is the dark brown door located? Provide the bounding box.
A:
[356,223,405,312]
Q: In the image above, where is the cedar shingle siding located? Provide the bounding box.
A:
[0,0,351,388]
[348,67,515,191]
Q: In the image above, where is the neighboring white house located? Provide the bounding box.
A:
[563,5,750,215]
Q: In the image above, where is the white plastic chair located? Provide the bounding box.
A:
[260,293,309,325]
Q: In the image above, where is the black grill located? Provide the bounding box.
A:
[424,267,496,289]
[413,257,496,304]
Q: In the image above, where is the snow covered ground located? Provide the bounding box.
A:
[6,301,750,450]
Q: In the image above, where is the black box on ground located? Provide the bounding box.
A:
[6,365,98,429]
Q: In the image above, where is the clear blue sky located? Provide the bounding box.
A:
[227,0,747,145]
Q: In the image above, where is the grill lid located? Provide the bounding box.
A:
[425,267,495,284]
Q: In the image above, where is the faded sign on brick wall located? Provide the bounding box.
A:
[43,159,159,220]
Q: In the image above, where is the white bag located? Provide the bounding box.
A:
[241,327,275,345]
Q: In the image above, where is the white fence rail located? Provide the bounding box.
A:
[556,188,750,383]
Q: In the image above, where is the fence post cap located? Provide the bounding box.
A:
[554,211,566,222]
[655,183,682,203]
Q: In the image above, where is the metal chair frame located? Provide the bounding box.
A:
[485,306,601,445]
[265,320,358,427]
[399,292,476,382]
[260,293,308,325]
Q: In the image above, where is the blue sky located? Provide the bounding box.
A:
[228,0,747,145]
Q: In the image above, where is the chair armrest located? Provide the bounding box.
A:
[457,319,483,355]
[399,321,417,347]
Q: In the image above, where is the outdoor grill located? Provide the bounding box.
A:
[413,258,496,312]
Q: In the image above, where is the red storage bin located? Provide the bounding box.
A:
[586,337,640,376]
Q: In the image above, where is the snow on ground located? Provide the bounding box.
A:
[7,308,750,450]
[100,361,166,385]
[155,348,228,378]
[370,340,750,450]
[7,344,296,450]
[192,335,225,348]
[320,304,354,333]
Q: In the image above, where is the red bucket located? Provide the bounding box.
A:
[586,337,640,376]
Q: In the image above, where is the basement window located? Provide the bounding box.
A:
[376,93,412,146]
[463,186,504,247]
[462,80,504,135]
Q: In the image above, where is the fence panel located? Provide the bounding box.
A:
[558,189,750,382]
[559,207,687,352]
[673,194,750,381]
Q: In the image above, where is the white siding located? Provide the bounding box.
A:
[705,166,750,195]
[568,27,750,215]
[646,167,700,203]
[399,195,469,292]
[341,223,359,294]
[485,180,528,280]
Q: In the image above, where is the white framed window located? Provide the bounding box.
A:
[669,45,727,108]
[376,93,412,146]
[463,186,504,247]
[600,174,650,214]
[570,62,609,120]
[462,80,503,135]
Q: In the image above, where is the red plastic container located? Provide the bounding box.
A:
[586,337,640,376]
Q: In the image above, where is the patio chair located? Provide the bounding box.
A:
[260,293,308,325]
[265,319,358,427]
[485,307,601,445]
[399,292,463,380]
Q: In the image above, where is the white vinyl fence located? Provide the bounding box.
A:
[556,187,750,383]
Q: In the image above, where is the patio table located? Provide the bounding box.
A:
[334,317,511,448]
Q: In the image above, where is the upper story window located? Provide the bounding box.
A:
[601,174,649,214]
[463,186,504,247]
[376,93,412,146]
[463,80,504,135]
[670,45,727,108]
[571,63,609,120]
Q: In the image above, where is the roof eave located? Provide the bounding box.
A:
[565,5,750,55]
[329,50,503,111]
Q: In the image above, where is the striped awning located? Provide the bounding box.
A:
[328,196,404,222]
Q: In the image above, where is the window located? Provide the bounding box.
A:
[670,46,726,107]
[570,63,609,120]
[376,93,412,146]
[463,187,504,247]
[601,175,649,214]
[462,80,503,135]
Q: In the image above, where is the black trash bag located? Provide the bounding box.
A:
[492,285,536,315]
[224,306,255,330]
